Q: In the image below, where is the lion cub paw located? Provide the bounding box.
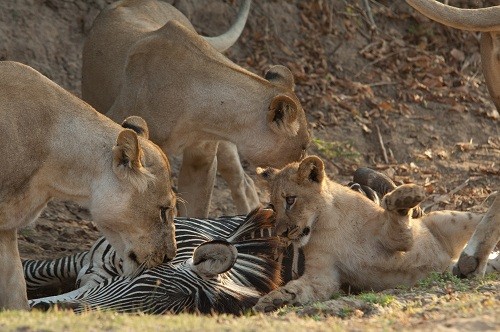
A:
[382,184,425,216]
[253,287,299,313]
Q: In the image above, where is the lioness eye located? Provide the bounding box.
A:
[285,196,296,210]
[160,206,170,222]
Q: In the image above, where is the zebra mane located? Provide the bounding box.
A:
[225,208,284,294]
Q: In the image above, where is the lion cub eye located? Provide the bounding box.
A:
[285,196,296,210]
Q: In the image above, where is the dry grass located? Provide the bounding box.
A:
[1,273,498,332]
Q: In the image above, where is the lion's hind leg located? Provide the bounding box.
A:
[381,184,425,216]
[379,184,426,252]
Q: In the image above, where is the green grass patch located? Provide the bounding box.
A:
[415,271,468,292]
[337,306,353,319]
[481,273,500,282]
[312,138,361,161]
[357,292,394,307]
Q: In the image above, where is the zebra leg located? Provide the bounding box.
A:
[350,167,424,217]
[28,238,123,310]
[24,237,121,300]
[23,251,88,298]
[29,284,95,311]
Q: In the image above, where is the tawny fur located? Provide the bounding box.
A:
[82,0,309,217]
[453,192,500,278]
[0,62,177,310]
[253,156,495,312]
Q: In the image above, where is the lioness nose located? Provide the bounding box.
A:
[162,249,176,263]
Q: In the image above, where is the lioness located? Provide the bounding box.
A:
[253,155,499,312]
[82,0,310,217]
[406,0,500,110]
[0,62,177,310]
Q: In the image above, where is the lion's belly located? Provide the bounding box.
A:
[337,246,453,290]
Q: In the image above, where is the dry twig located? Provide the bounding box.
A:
[423,178,471,212]
[362,0,377,31]
[375,124,389,164]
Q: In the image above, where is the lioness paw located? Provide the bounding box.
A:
[382,184,425,216]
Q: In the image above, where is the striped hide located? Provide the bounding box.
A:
[24,208,283,315]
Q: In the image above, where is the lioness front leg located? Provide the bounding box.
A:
[380,184,425,252]
[216,141,260,214]
[254,270,340,312]
[0,229,29,310]
[177,141,219,217]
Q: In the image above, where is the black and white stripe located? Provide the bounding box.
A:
[23,251,88,298]
[26,208,282,315]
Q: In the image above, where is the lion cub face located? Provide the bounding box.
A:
[258,156,326,248]
[92,117,177,275]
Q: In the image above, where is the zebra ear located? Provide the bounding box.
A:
[191,240,238,279]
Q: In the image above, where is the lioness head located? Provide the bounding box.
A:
[257,155,326,247]
[241,65,310,168]
[91,117,177,275]
[112,20,310,168]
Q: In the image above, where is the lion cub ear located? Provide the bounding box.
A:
[265,65,295,91]
[256,167,279,181]
[256,167,278,191]
[121,116,150,140]
[112,129,153,192]
[267,95,300,136]
[298,156,325,184]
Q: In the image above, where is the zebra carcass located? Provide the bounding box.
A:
[23,208,283,315]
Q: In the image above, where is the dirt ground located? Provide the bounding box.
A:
[1,0,498,329]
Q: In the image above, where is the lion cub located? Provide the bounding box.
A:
[253,156,496,312]
[0,62,177,310]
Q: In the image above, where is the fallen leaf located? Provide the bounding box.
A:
[450,48,465,62]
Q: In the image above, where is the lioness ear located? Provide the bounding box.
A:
[297,156,324,184]
[191,240,238,279]
[256,167,278,181]
[267,95,300,136]
[113,129,153,192]
[265,65,295,91]
[121,116,150,140]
